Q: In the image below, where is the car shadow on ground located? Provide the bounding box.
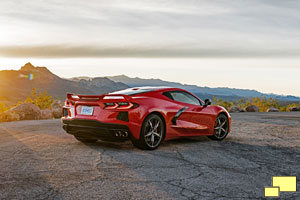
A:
[82,135,212,151]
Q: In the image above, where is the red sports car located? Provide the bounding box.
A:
[62,87,231,150]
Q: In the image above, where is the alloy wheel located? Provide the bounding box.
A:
[144,116,163,148]
[213,115,229,139]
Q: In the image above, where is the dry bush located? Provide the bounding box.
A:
[212,96,299,112]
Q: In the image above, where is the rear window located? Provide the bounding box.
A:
[109,88,154,96]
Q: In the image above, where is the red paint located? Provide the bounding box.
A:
[62,87,231,140]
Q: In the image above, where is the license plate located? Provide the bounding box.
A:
[81,106,94,115]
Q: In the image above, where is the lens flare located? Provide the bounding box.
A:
[29,73,34,80]
[19,73,34,80]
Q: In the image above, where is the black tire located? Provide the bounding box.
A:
[74,135,97,143]
[131,113,165,150]
[208,113,229,141]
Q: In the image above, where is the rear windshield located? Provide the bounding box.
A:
[109,88,154,96]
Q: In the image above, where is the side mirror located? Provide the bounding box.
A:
[204,99,211,106]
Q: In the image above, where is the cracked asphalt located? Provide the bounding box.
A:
[0,112,300,200]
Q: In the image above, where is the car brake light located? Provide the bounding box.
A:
[104,102,139,109]
[104,102,119,109]
[65,99,76,106]
[118,102,129,106]
[117,102,133,109]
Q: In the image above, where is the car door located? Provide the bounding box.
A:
[166,91,213,135]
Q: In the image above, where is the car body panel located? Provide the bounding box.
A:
[62,87,231,141]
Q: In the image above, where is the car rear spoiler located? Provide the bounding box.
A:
[66,93,132,101]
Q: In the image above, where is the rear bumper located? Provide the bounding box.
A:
[62,119,131,140]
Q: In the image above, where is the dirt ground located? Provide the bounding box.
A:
[0,112,299,200]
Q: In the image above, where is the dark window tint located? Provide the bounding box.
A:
[164,91,201,105]
[163,92,174,100]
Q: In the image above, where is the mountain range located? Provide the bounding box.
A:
[106,75,300,102]
[0,63,128,105]
[0,63,299,105]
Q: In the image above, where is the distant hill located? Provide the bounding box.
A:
[107,75,300,102]
[0,63,128,104]
[70,77,128,94]
[1,63,299,105]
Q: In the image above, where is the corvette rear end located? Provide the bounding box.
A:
[62,93,142,142]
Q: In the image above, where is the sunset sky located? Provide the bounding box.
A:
[0,0,300,96]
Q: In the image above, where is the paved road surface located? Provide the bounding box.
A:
[0,112,300,199]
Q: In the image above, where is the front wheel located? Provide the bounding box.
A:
[131,113,165,150]
[208,113,229,141]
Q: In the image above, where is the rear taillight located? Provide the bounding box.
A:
[104,102,119,109]
[65,100,76,106]
[66,93,81,106]
[104,102,139,109]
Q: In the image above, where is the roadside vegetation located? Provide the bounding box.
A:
[0,88,54,114]
[23,88,54,110]
[0,102,7,114]
[212,96,300,112]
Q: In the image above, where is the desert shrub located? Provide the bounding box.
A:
[0,88,54,115]
[24,88,54,110]
[212,96,298,112]
[212,96,234,110]
[283,103,299,112]
[251,97,280,112]
[0,102,7,113]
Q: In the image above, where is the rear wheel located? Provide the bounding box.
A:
[74,135,97,143]
[208,113,229,140]
[132,113,165,150]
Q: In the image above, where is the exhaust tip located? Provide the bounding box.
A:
[115,130,122,137]
[115,130,129,137]
[122,131,128,137]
